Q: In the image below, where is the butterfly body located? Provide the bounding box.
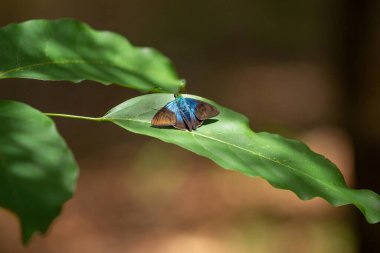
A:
[151,95,219,131]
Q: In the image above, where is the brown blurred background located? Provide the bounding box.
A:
[0,0,380,252]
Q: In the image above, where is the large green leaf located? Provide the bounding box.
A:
[0,101,78,243]
[104,94,380,223]
[0,19,184,93]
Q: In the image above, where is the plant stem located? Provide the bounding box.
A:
[44,113,107,122]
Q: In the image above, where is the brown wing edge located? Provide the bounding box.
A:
[151,107,176,126]
[194,101,220,120]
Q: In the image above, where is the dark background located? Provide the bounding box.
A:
[0,0,379,252]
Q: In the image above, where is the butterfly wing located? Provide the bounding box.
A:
[178,108,202,131]
[185,98,220,121]
[173,111,188,130]
[189,113,203,130]
[151,101,176,127]
[152,100,188,130]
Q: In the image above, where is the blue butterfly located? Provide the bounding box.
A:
[151,94,220,131]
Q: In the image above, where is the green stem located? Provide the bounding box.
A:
[44,113,107,122]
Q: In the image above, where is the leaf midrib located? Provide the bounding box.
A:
[0,59,168,88]
[0,60,103,76]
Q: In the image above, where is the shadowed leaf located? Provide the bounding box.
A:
[0,19,184,93]
[0,101,78,244]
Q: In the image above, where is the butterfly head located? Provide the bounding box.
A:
[174,93,184,100]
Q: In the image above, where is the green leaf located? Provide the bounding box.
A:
[104,94,380,223]
[0,19,184,93]
[0,101,78,244]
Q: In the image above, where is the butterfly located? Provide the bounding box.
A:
[151,94,220,131]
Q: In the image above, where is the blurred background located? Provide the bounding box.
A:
[0,0,379,252]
